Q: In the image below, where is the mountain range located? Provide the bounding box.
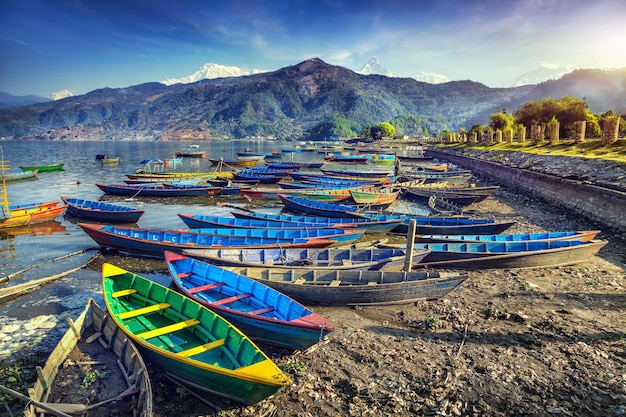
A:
[0,58,624,141]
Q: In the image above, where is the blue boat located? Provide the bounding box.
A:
[178,213,355,231]
[278,181,375,190]
[164,251,334,350]
[96,183,222,197]
[180,226,364,245]
[414,230,601,243]
[289,173,381,184]
[181,247,414,271]
[363,213,517,235]
[230,210,402,233]
[384,239,609,269]
[78,223,334,258]
[278,194,369,218]
[61,196,145,223]
[233,171,284,184]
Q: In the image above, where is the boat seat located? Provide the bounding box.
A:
[248,306,275,315]
[187,282,225,294]
[138,319,200,340]
[329,280,341,287]
[117,303,170,320]
[367,281,378,286]
[112,289,137,298]
[211,293,252,306]
[177,272,192,279]
[341,259,353,265]
[176,339,225,358]
[293,278,306,285]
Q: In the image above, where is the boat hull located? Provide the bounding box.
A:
[165,251,334,350]
[102,264,290,404]
[225,268,468,306]
[25,299,153,417]
[62,197,144,223]
[19,164,64,172]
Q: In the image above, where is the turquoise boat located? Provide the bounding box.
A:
[102,263,291,404]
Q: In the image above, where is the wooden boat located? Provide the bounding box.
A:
[428,195,464,216]
[265,162,307,169]
[179,213,353,230]
[1,204,67,229]
[414,230,601,244]
[181,247,421,272]
[386,239,608,262]
[8,200,59,211]
[164,251,334,350]
[362,213,516,235]
[289,173,381,185]
[96,183,223,197]
[222,267,468,306]
[180,226,364,246]
[404,187,490,206]
[101,156,120,164]
[278,180,376,190]
[242,187,353,202]
[405,239,609,269]
[102,263,290,404]
[349,188,400,205]
[78,223,335,258]
[95,153,107,160]
[25,299,153,417]
[209,158,260,168]
[126,171,234,180]
[2,170,38,182]
[324,155,368,164]
[233,171,284,184]
[230,210,403,233]
[61,196,145,223]
[19,163,64,172]
[278,194,370,218]
[401,170,472,185]
[319,168,393,182]
[175,144,206,158]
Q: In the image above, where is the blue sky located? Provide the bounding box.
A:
[1,0,625,97]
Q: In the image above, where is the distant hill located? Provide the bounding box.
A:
[0,92,50,109]
[0,59,623,140]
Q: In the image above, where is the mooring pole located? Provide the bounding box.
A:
[403,219,417,271]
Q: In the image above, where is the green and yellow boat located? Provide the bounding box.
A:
[102,263,290,405]
[19,163,64,172]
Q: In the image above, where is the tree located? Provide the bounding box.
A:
[490,112,515,132]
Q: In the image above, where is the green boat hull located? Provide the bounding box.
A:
[20,164,64,172]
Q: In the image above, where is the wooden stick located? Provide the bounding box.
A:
[0,248,98,285]
[163,373,219,410]
[0,253,99,299]
[0,384,72,417]
[403,219,417,271]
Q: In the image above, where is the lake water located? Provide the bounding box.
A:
[0,139,428,362]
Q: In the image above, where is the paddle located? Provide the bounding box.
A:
[215,201,255,213]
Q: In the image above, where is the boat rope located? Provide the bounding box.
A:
[125,188,143,201]
[0,247,99,285]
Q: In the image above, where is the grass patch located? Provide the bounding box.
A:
[437,139,626,164]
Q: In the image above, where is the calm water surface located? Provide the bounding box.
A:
[0,140,426,361]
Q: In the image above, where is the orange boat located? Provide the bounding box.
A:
[1,205,67,229]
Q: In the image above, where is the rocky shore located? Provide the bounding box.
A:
[1,150,624,417]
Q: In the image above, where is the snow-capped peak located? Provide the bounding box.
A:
[161,63,267,86]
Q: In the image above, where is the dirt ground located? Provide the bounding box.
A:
[144,188,624,417]
[1,184,624,417]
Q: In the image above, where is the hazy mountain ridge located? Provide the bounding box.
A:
[0,92,51,109]
[0,59,623,140]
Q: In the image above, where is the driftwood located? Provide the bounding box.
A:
[0,252,99,300]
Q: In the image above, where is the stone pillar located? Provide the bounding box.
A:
[471,132,477,143]
[518,125,526,142]
[531,125,542,144]
[494,130,502,143]
[574,121,586,142]
[487,130,494,143]
[602,116,620,145]
[547,119,560,144]
[504,128,513,143]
